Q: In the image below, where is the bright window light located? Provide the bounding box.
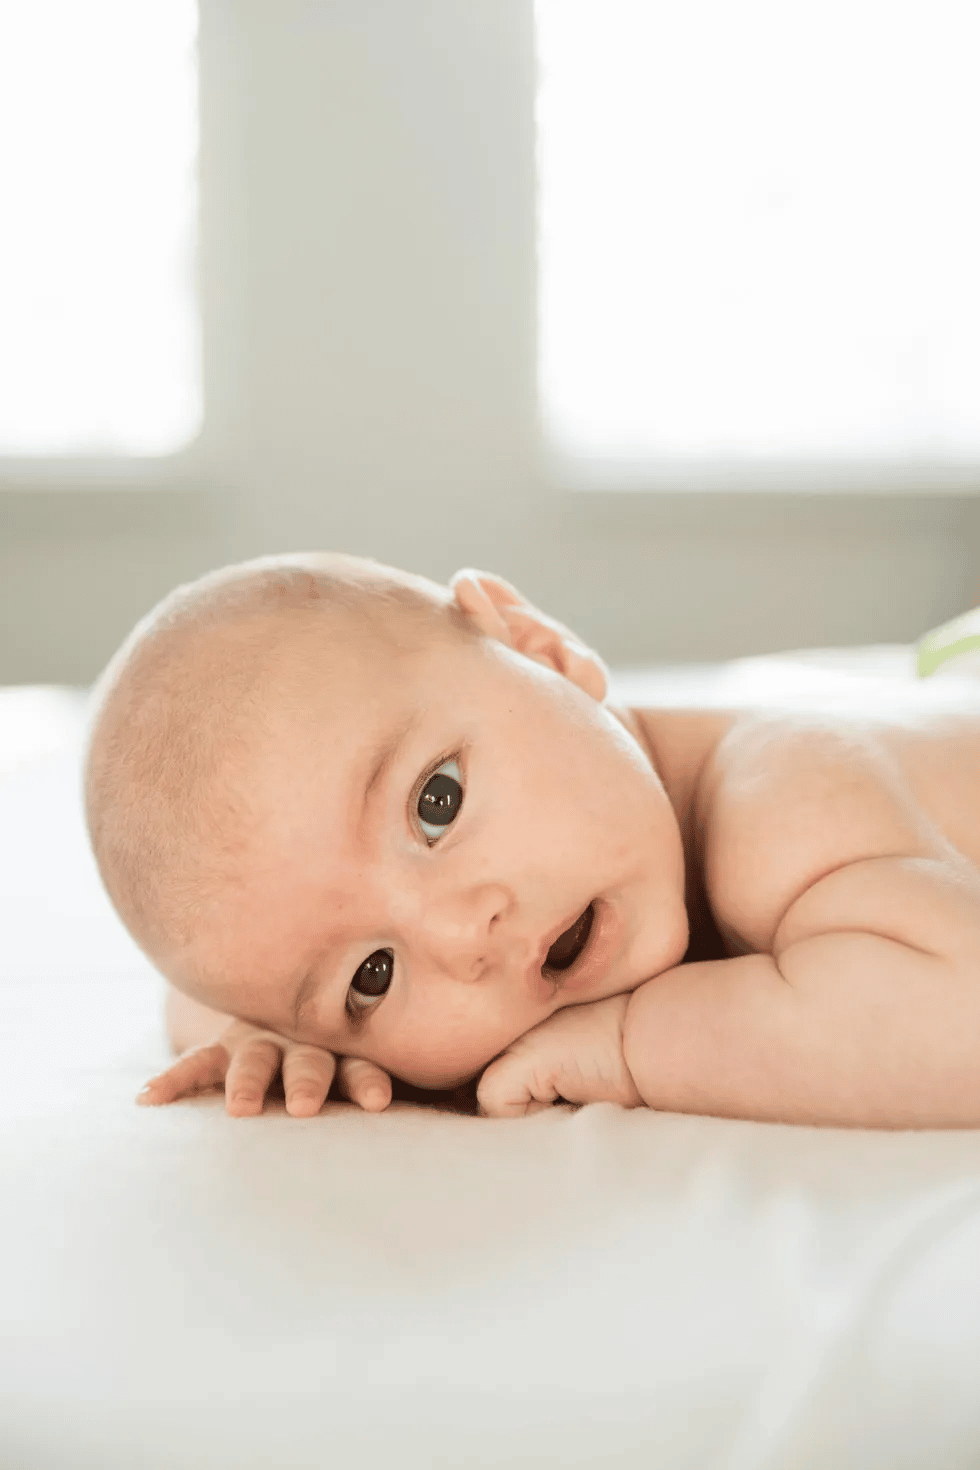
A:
[0,1,200,457]
[536,0,980,477]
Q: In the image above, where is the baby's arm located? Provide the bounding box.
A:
[479,855,980,1125]
[140,983,392,1116]
[624,854,980,1127]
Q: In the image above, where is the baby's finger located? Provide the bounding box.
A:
[336,1056,392,1112]
[224,1037,283,1117]
[137,1043,229,1106]
[281,1045,338,1118]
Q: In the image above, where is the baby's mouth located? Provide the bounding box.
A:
[543,902,595,974]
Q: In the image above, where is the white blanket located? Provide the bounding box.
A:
[2,657,980,1469]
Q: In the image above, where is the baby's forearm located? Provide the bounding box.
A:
[164,984,234,1055]
[623,936,980,1128]
[623,954,803,1123]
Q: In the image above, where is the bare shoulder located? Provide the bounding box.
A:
[696,707,965,955]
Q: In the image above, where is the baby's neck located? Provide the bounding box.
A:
[616,704,735,962]
[612,703,732,844]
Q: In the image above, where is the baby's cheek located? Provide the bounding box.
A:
[383,1012,519,1091]
[388,1043,492,1091]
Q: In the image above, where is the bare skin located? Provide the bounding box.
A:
[130,563,980,1126]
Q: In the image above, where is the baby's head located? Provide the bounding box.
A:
[85,553,688,1087]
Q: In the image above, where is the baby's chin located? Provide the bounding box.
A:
[393,1059,484,1092]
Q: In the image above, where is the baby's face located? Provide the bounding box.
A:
[170,616,689,1088]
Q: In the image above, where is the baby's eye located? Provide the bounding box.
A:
[348,948,394,1011]
[417,759,464,842]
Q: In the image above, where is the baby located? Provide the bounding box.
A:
[84,552,980,1126]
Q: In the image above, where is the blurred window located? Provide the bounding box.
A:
[536,0,980,485]
[0,0,200,457]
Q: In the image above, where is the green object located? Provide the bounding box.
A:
[916,608,980,677]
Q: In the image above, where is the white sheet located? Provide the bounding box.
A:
[2,656,980,1469]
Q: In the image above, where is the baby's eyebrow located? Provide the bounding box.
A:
[291,969,320,1030]
[290,966,359,1044]
[361,712,419,815]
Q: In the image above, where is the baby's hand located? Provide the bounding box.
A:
[476,994,644,1118]
[137,1019,392,1117]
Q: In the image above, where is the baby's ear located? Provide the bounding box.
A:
[449,569,608,702]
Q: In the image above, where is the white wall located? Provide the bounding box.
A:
[1,0,977,685]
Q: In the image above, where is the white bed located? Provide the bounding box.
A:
[2,654,980,1469]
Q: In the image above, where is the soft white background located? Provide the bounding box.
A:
[1,0,979,685]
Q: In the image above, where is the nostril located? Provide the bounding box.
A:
[476,888,508,935]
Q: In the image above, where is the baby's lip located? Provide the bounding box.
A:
[530,898,620,998]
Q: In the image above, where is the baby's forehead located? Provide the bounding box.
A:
[230,616,433,770]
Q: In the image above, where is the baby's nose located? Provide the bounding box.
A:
[417,883,511,981]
